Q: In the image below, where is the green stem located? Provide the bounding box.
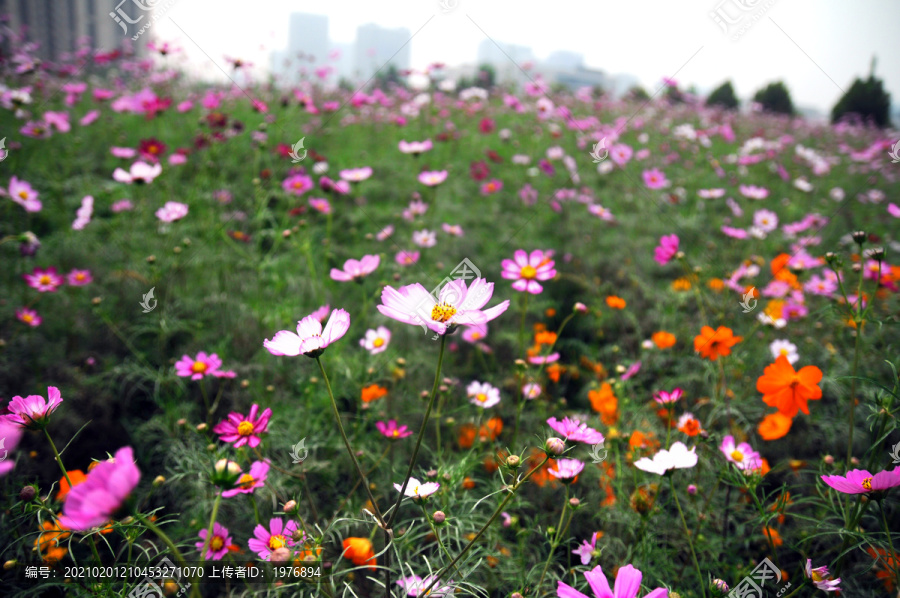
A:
[133,512,188,570]
[536,485,570,590]
[199,493,222,564]
[386,334,447,529]
[670,476,706,598]
[879,499,900,589]
[43,428,72,488]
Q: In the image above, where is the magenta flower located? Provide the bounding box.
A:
[377,277,510,336]
[282,173,314,195]
[820,468,900,494]
[15,307,42,327]
[222,461,269,498]
[571,532,600,565]
[197,522,233,560]
[44,111,71,133]
[156,201,188,222]
[340,167,373,182]
[8,176,41,212]
[546,417,604,445]
[330,255,380,282]
[418,170,448,186]
[395,250,420,266]
[653,234,679,265]
[111,199,134,212]
[0,419,25,477]
[549,458,585,482]
[621,361,642,381]
[247,518,297,560]
[501,249,556,294]
[642,168,668,190]
[72,195,94,230]
[24,266,64,292]
[5,386,63,430]
[175,352,236,380]
[264,308,350,357]
[309,197,332,214]
[557,564,667,598]
[719,435,762,471]
[376,420,413,440]
[653,388,683,405]
[59,446,141,531]
[481,179,503,195]
[113,161,162,184]
[213,404,272,448]
[66,269,92,286]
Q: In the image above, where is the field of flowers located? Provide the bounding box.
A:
[1,35,899,598]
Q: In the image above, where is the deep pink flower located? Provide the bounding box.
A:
[264,308,350,357]
[821,468,900,494]
[24,267,64,292]
[653,234,679,265]
[481,179,503,195]
[175,352,235,380]
[0,419,25,477]
[15,307,42,327]
[5,387,63,430]
[546,417,604,445]
[557,564,667,598]
[197,522,232,560]
[247,518,297,560]
[376,420,413,440]
[330,255,380,281]
[213,404,272,448]
[222,461,269,498]
[59,446,141,531]
[642,169,668,190]
[653,388,683,405]
[282,173,314,195]
[501,249,556,294]
[309,197,332,214]
[66,269,92,286]
[395,250,420,266]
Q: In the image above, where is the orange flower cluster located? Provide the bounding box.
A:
[588,383,618,425]
[605,295,626,309]
[34,518,70,564]
[770,253,803,291]
[361,384,388,403]
[867,546,900,592]
[458,417,503,449]
[651,331,676,349]
[694,326,742,361]
[756,355,823,441]
[342,537,376,570]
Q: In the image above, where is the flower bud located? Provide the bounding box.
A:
[19,486,36,502]
[432,511,446,524]
[506,455,521,469]
[196,423,207,432]
[687,484,697,495]
[426,469,438,478]
[851,230,867,245]
[283,500,298,514]
[270,547,291,563]
[152,475,166,487]
[545,437,566,456]
[823,455,834,465]
[573,302,588,313]
[568,497,580,508]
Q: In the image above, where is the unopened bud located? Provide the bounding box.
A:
[283,500,298,514]
[176,418,187,426]
[687,484,697,495]
[432,511,446,524]
[146,255,156,263]
[545,437,566,456]
[851,230,867,245]
[152,475,166,487]
[270,547,291,563]
[824,455,834,465]
[3,560,16,571]
[215,459,241,476]
[568,497,580,508]
[196,423,207,432]
[506,455,521,468]
[19,486,36,501]
[573,302,588,313]
[426,469,438,478]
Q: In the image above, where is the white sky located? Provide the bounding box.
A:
[152,0,900,115]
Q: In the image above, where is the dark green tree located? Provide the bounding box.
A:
[706,81,739,110]
[627,85,649,102]
[752,81,794,115]
[831,57,891,128]
[476,63,496,89]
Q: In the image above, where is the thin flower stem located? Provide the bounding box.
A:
[536,485,570,591]
[199,493,222,565]
[133,512,188,569]
[43,428,72,487]
[420,503,458,572]
[670,476,706,598]
[386,334,446,529]
[316,356,387,526]
[879,500,900,588]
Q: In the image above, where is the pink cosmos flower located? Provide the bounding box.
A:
[442,223,464,236]
[8,176,41,212]
[621,361,642,381]
[340,167,373,182]
[222,461,269,497]
[481,179,503,195]
[111,199,134,212]
[111,146,137,158]
[377,277,510,336]
[719,435,762,471]
[59,446,141,531]
[16,307,42,327]
[399,139,433,154]
[113,161,162,184]
[156,201,189,222]
[213,404,272,448]
[739,185,769,199]
[820,468,900,494]
[175,352,236,380]
[72,195,94,230]
[418,170,448,186]
[196,522,232,560]
[377,420,413,440]
[549,458,585,482]
[264,308,351,357]
[653,388,683,405]
[557,564,668,598]
[642,168,668,190]
[653,234,679,265]
[79,110,100,126]
[0,419,25,477]
[24,267,64,292]
[412,229,437,247]
[721,226,749,239]
[66,269,92,286]
[330,255,380,282]
[888,203,900,218]
[394,477,440,499]
[572,532,600,565]
[360,326,391,354]
[247,518,297,560]
[462,323,488,343]
[397,575,455,597]
[501,249,556,294]
[528,352,560,365]
[282,173,314,195]
[309,197,332,214]
[698,188,725,199]
[395,250,420,266]
[610,144,633,165]
[5,387,63,430]
[546,417,604,445]
[43,111,71,133]
[805,560,841,592]
[523,383,542,399]
[467,381,501,408]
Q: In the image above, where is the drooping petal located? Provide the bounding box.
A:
[263,331,303,356]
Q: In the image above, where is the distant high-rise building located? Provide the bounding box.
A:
[544,51,583,71]
[276,12,330,85]
[354,23,410,82]
[476,39,534,85]
[1,0,147,60]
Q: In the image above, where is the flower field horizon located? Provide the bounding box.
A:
[1,28,900,598]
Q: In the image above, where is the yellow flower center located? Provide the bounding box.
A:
[476,393,488,403]
[210,536,224,551]
[18,190,29,199]
[811,570,824,582]
[23,314,34,323]
[471,332,482,340]
[75,273,85,281]
[862,477,872,490]
[392,429,400,438]
[431,303,457,323]
[373,337,385,348]
[268,534,286,550]
[191,361,208,373]
[731,450,744,462]
[520,265,537,279]
[779,349,788,356]
[237,421,255,436]
[39,275,51,285]
[238,473,255,489]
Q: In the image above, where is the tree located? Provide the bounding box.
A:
[831,57,891,128]
[706,81,739,110]
[626,85,650,102]
[476,63,496,89]
[752,81,794,115]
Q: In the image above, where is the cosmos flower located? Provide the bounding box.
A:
[399,139,432,154]
[113,161,162,184]
[805,560,841,592]
[522,383,542,399]
[0,419,24,477]
[66,269,92,286]
[395,250,420,266]
[546,417,604,445]
[757,355,822,417]
[222,461,269,498]
[59,446,141,531]
[342,537,376,570]
[418,170,448,186]
[5,387,64,430]
[769,339,799,364]
[264,308,350,358]
[820,468,900,495]
[156,201,189,222]
[719,435,762,471]
[394,477,440,499]
[282,173,314,195]
[653,388,683,405]
[571,532,601,566]
[376,420,413,440]
[8,176,42,212]
[412,229,437,247]
[549,459,585,483]
[642,169,668,190]
[501,249,556,294]
[248,518,297,560]
[196,522,233,561]
[15,307,42,327]
[175,352,236,380]
[23,267,64,292]
[212,404,272,448]
[634,442,697,475]
[694,326,742,361]
[339,167,373,182]
[360,326,391,354]
[468,381,501,408]
[396,575,455,597]
[330,255,380,281]
[653,234,679,265]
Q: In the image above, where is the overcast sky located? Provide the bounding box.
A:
[152,0,900,115]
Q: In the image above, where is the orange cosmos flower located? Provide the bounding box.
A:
[693,326,742,361]
[651,331,676,349]
[361,384,388,403]
[56,470,88,501]
[546,363,565,383]
[707,278,725,292]
[758,411,793,440]
[672,277,692,291]
[605,296,626,309]
[762,526,783,547]
[589,383,618,425]
[342,537,376,570]
[535,330,557,345]
[867,546,899,592]
[545,308,557,318]
[757,355,823,417]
